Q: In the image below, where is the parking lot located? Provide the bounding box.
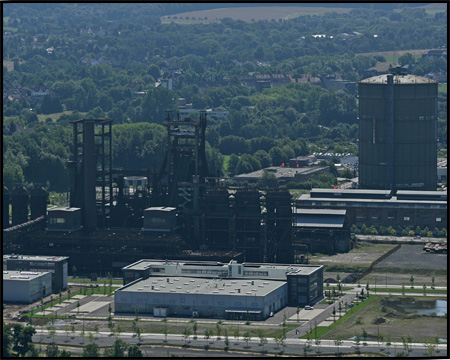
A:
[374,244,447,270]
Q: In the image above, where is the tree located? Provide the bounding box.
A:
[243,331,251,348]
[256,329,267,352]
[127,344,143,357]
[60,349,71,357]
[258,169,279,188]
[12,324,36,357]
[296,305,300,323]
[182,327,191,346]
[431,276,435,289]
[3,324,14,357]
[46,343,59,357]
[163,324,168,342]
[71,324,76,339]
[82,343,100,357]
[192,321,198,339]
[334,339,343,355]
[224,329,229,350]
[410,275,414,288]
[215,321,222,340]
[233,327,240,344]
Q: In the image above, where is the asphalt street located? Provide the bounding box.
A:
[33,329,447,357]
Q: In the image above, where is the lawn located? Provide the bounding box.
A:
[438,83,447,94]
[320,295,447,343]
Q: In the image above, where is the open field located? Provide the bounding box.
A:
[161,6,354,23]
[310,242,398,267]
[357,49,431,58]
[321,295,447,343]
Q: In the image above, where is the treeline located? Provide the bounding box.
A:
[2,4,447,191]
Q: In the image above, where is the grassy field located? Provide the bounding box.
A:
[161,6,354,23]
[438,83,447,94]
[320,295,447,343]
[37,111,87,123]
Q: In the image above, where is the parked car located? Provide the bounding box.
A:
[304,305,314,310]
[348,303,355,308]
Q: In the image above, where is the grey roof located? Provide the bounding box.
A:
[48,207,80,213]
[144,207,176,212]
[293,209,346,228]
[4,254,69,262]
[235,166,328,179]
[294,209,346,215]
[359,74,437,85]
[3,270,51,281]
[119,276,285,297]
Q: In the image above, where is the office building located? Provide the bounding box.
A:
[3,254,69,292]
[3,270,52,303]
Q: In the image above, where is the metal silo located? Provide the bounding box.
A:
[358,68,438,190]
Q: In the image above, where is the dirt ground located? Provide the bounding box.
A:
[310,243,398,266]
[322,295,447,343]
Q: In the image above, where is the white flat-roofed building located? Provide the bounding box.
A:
[3,254,69,292]
[3,270,52,303]
[115,276,287,320]
[121,259,323,313]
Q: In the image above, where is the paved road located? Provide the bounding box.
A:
[33,329,447,357]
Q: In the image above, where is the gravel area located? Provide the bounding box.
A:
[374,244,447,270]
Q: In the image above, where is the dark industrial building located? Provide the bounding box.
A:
[296,188,447,229]
[358,68,438,191]
[293,209,351,254]
[3,112,344,275]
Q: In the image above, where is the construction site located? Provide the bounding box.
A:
[3,111,341,276]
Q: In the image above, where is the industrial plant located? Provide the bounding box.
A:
[3,69,445,280]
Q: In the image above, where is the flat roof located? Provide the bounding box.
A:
[119,276,286,297]
[144,207,176,212]
[123,259,321,274]
[4,254,69,262]
[3,270,51,281]
[294,209,346,216]
[48,207,80,213]
[234,166,328,179]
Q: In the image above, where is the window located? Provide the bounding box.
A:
[218,301,224,305]
[181,298,185,303]
[436,218,441,222]
[235,302,241,306]
[202,301,208,305]
[153,299,159,303]
[404,216,410,221]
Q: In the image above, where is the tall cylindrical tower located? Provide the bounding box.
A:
[358,70,438,190]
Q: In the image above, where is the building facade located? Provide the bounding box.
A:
[3,254,69,292]
[295,189,447,229]
[3,270,52,303]
[120,259,323,318]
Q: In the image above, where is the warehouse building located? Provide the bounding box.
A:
[295,188,447,229]
[118,259,323,319]
[3,254,69,293]
[293,209,351,254]
[3,270,52,303]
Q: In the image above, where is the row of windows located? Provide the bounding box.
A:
[151,268,165,273]
[181,269,228,275]
[243,271,268,276]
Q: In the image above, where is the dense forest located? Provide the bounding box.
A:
[3,3,447,191]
